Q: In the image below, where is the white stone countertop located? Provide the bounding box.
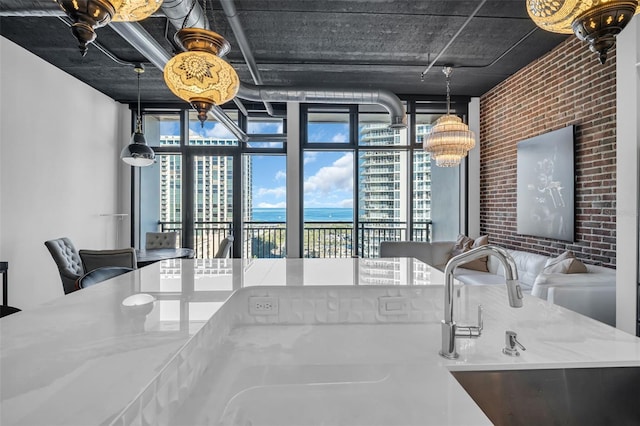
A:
[1,258,639,425]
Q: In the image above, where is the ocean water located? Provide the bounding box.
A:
[252,208,353,222]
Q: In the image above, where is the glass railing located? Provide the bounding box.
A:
[158,220,432,259]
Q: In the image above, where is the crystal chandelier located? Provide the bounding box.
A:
[526,0,640,64]
[55,0,162,56]
[163,27,240,126]
[424,67,476,168]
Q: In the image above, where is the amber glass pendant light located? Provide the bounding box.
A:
[527,0,640,64]
[163,27,239,126]
[55,0,162,56]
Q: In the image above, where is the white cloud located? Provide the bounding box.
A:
[248,122,284,134]
[303,197,353,208]
[257,186,286,198]
[250,141,283,148]
[304,153,353,195]
[339,198,353,208]
[207,123,237,139]
[332,133,348,143]
[304,152,318,165]
[188,122,236,139]
[275,170,286,181]
[258,201,286,208]
[303,199,323,207]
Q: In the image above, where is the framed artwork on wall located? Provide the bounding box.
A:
[516,125,575,242]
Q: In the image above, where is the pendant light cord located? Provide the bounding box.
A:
[181,0,198,29]
[443,66,452,116]
[135,65,144,133]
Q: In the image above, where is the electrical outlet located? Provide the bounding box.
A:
[378,296,409,316]
[249,296,279,315]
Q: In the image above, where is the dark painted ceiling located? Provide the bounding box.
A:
[0,0,569,108]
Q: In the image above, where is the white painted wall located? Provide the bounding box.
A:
[616,19,640,334]
[0,37,129,309]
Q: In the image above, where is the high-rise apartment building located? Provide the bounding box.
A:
[414,124,432,225]
[159,136,252,257]
[358,123,432,256]
[359,123,431,222]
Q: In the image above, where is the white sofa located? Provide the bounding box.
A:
[379,241,616,326]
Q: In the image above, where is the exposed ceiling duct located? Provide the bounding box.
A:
[157,0,406,127]
[2,1,571,102]
[112,19,407,137]
[218,0,274,116]
[4,1,434,131]
[160,0,208,30]
[238,83,407,129]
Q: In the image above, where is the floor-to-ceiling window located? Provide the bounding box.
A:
[138,112,183,248]
[300,101,460,258]
[414,101,464,242]
[357,106,410,257]
[187,110,238,257]
[135,107,286,258]
[243,115,287,258]
[135,98,468,259]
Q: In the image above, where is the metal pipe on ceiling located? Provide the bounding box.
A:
[110,22,172,69]
[0,7,64,16]
[233,98,248,116]
[218,0,275,116]
[420,0,488,80]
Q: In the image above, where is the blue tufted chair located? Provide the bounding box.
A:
[45,237,84,295]
[145,232,178,249]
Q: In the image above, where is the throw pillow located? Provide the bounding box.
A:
[543,251,588,274]
[450,234,490,272]
[545,250,575,267]
[450,234,474,258]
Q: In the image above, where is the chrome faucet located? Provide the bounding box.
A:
[439,245,524,359]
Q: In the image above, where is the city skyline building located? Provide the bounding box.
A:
[156,125,431,258]
[159,135,252,258]
[357,123,431,257]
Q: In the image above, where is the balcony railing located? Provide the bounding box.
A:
[159,220,432,259]
[245,222,286,258]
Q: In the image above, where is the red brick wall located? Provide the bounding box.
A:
[479,37,616,267]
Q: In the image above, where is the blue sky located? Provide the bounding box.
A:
[160,119,354,209]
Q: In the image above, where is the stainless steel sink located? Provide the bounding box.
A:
[452,367,640,425]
